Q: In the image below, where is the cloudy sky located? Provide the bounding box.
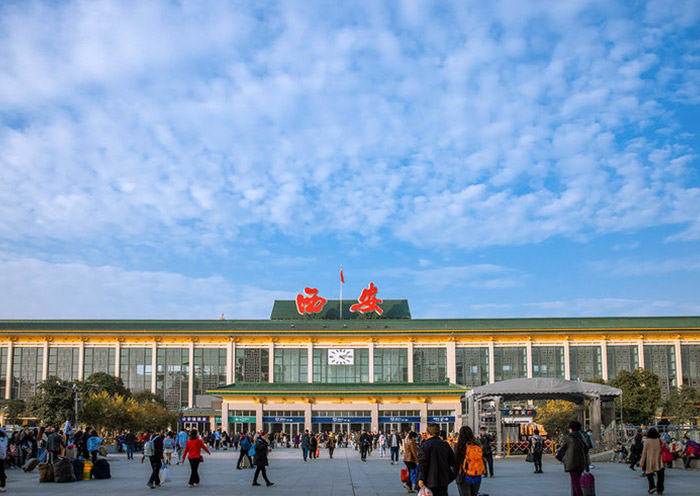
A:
[1,0,699,319]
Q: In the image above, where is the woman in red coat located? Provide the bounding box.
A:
[181,429,211,488]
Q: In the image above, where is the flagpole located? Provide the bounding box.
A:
[340,265,343,321]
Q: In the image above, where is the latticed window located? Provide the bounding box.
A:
[569,346,602,380]
[236,348,269,383]
[156,348,189,409]
[374,348,408,383]
[681,345,700,388]
[455,347,489,386]
[83,347,116,379]
[194,348,227,394]
[12,347,43,399]
[493,347,526,381]
[0,347,6,395]
[120,347,152,392]
[48,347,79,382]
[313,349,369,383]
[532,347,564,379]
[644,345,676,392]
[607,345,638,380]
[273,348,307,383]
[413,348,447,383]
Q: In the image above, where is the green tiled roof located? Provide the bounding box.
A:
[206,382,468,396]
[270,300,411,320]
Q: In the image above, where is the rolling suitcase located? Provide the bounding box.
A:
[581,471,595,496]
[23,457,39,472]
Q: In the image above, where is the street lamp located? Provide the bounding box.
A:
[55,381,79,428]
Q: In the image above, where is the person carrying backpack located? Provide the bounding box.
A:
[454,426,484,496]
[145,430,165,489]
[530,429,545,474]
[237,433,253,469]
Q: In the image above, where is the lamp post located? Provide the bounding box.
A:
[55,381,79,428]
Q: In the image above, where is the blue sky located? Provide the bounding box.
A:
[1,0,699,319]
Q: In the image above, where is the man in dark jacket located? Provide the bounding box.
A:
[252,434,274,486]
[300,430,310,461]
[629,428,644,470]
[555,421,589,496]
[359,430,371,462]
[45,427,65,464]
[479,427,495,477]
[417,424,457,496]
[146,429,164,489]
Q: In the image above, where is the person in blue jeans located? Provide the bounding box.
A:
[300,430,310,461]
[125,431,136,460]
[389,430,402,464]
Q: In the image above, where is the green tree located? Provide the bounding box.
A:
[27,376,80,427]
[5,399,26,426]
[82,372,130,397]
[133,400,179,432]
[535,400,579,437]
[663,386,700,424]
[131,390,166,408]
[609,368,662,425]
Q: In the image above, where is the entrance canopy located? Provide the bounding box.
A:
[466,377,622,404]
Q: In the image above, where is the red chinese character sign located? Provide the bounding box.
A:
[296,287,327,315]
[350,282,383,315]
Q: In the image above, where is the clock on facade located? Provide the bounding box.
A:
[328,348,354,365]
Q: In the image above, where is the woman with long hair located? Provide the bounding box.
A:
[640,427,666,495]
[403,431,419,492]
[454,426,484,496]
[182,429,211,488]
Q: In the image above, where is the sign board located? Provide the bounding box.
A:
[181,416,211,423]
[428,416,455,423]
[262,416,305,423]
[378,416,420,423]
[311,416,371,424]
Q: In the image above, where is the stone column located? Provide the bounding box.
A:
[151,342,157,394]
[42,341,49,381]
[525,341,533,379]
[407,341,414,383]
[255,402,264,433]
[221,401,230,432]
[5,341,13,399]
[601,340,609,381]
[227,340,235,384]
[590,397,602,442]
[488,341,495,384]
[419,402,429,433]
[114,341,121,377]
[77,341,85,381]
[494,397,503,457]
[674,338,683,387]
[268,342,275,384]
[637,339,645,368]
[447,340,457,384]
[304,401,312,432]
[563,340,571,380]
[188,342,195,408]
[370,402,379,432]
[368,341,375,383]
[307,342,314,383]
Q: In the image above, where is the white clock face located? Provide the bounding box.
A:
[328,348,354,365]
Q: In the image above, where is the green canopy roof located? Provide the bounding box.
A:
[207,382,467,397]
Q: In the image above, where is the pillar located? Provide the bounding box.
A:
[370,402,379,432]
[188,342,195,408]
[590,397,602,442]
[525,341,533,379]
[419,402,428,433]
[601,340,609,381]
[307,343,314,383]
[368,341,375,383]
[77,341,85,381]
[638,339,645,368]
[268,342,275,384]
[151,342,157,394]
[674,338,683,387]
[5,342,13,399]
[42,341,49,381]
[407,342,414,383]
[227,340,235,384]
[304,401,312,432]
[221,401,230,432]
[494,397,503,457]
[467,395,476,432]
[447,340,457,383]
[255,403,264,433]
[563,340,571,380]
[488,341,495,384]
[114,341,121,377]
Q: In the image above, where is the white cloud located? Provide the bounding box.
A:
[591,255,700,276]
[0,254,290,319]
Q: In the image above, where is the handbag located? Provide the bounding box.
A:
[401,468,410,483]
[660,440,673,463]
[417,487,433,496]
[526,452,534,463]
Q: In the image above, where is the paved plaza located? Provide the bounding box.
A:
[2,447,698,495]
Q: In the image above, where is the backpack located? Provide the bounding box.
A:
[92,458,111,479]
[38,462,54,482]
[462,444,485,477]
[241,437,251,451]
[144,435,160,457]
[53,457,77,483]
[533,437,544,453]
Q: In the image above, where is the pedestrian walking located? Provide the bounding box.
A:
[145,429,165,489]
[641,427,666,495]
[555,421,589,496]
[390,429,402,465]
[454,426,485,496]
[163,432,175,465]
[629,428,644,470]
[417,423,457,496]
[479,427,495,478]
[182,429,211,488]
[237,433,253,469]
[379,432,387,457]
[300,430,310,461]
[403,431,419,493]
[0,429,8,493]
[125,431,136,460]
[359,430,371,462]
[530,429,544,474]
[309,434,318,459]
[252,433,274,487]
[328,433,336,459]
